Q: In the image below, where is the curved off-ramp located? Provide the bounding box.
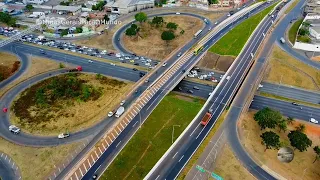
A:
[0,152,21,180]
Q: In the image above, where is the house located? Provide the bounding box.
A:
[105,0,154,14]
[52,5,82,15]
[309,26,320,39]
[22,0,47,4]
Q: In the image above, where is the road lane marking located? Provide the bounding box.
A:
[133,121,138,127]
[172,152,178,159]
[84,163,88,172]
[120,122,125,129]
[178,155,184,162]
[116,141,121,148]
[155,175,160,180]
[98,147,102,154]
[108,136,113,143]
[88,159,92,167]
[117,126,122,133]
[79,167,83,176]
[111,132,116,139]
[102,142,106,150]
[75,171,79,180]
[190,124,200,136]
[95,151,99,159]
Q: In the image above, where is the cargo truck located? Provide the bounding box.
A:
[115,106,125,118]
[201,111,212,126]
[68,66,82,72]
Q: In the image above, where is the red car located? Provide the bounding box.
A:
[3,108,8,113]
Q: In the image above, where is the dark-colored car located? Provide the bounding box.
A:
[133,68,138,71]
[188,89,194,94]
[193,86,200,90]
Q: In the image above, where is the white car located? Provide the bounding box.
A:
[108,111,114,117]
[58,133,70,139]
[310,118,318,124]
[88,60,93,63]
[215,22,218,25]
[227,13,231,17]
[176,12,180,15]
[110,63,116,66]
[120,100,126,106]
[177,52,182,57]
[9,125,20,134]
[226,76,231,80]
[162,63,167,67]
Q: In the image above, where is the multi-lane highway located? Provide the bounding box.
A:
[146,2,281,179]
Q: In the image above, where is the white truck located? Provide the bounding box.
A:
[115,106,125,118]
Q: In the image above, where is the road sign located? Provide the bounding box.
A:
[196,165,206,173]
[211,172,223,180]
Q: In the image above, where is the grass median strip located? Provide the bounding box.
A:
[100,92,204,180]
[177,110,228,180]
[209,3,277,57]
[285,0,298,14]
[288,19,303,44]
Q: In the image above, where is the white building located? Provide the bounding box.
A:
[309,26,320,39]
[105,0,154,14]
[22,0,47,5]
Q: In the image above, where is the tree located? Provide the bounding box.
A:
[302,21,311,28]
[260,131,280,151]
[59,1,70,6]
[288,130,312,152]
[131,23,138,30]
[298,28,309,36]
[166,22,178,30]
[25,4,34,12]
[209,0,219,4]
[103,14,109,22]
[81,4,86,8]
[135,12,147,23]
[125,27,137,36]
[278,120,287,133]
[161,31,175,42]
[313,146,320,163]
[41,23,47,31]
[296,124,306,132]
[60,29,68,37]
[75,27,83,33]
[152,16,164,26]
[286,117,295,125]
[254,107,282,130]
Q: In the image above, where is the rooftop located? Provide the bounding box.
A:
[53,5,82,12]
[107,0,153,8]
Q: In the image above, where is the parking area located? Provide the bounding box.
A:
[19,34,159,68]
[0,26,21,37]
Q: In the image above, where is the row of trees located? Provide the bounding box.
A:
[255,107,320,162]
[92,1,106,11]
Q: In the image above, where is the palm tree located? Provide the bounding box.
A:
[286,117,295,125]
[296,124,306,132]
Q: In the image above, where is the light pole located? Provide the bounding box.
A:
[172,125,181,144]
[139,111,142,129]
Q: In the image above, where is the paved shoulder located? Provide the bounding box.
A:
[0,152,21,180]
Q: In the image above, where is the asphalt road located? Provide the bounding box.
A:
[80,2,272,180]
[259,82,320,105]
[251,95,320,123]
[226,1,308,180]
[145,2,279,179]
[0,49,29,89]
[0,152,19,180]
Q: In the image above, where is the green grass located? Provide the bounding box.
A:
[177,110,228,180]
[288,19,303,44]
[101,93,204,180]
[297,35,311,43]
[285,0,299,14]
[259,92,320,108]
[209,3,278,57]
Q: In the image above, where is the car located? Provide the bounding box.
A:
[139,72,145,77]
[176,12,180,15]
[227,13,231,17]
[226,76,231,80]
[193,86,200,90]
[40,49,46,54]
[88,60,93,63]
[58,133,70,139]
[134,63,139,66]
[292,102,299,106]
[208,27,212,31]
[162,62,167,67]
[145,78,149,83]
[214,21,218,25]
[120,100,126,106]
[271,15,274,18]
[108,111,114,117]
[310,118,318,124]
[110,63,116,66]
[92,174,98,179]
[187,89,194,94]
[9,125,20,134]
[133,68,138,71]
[177,52,182,57]
[178,87,183,91]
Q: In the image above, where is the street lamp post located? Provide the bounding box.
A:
[172,125,181,144]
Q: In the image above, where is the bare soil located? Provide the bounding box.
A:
[0,56,61,97]
[0,137,82,180]
[0,52,20,82]
[123,16,203,60]
[197,52,234,72]
[240,110,320,180]
[212,143,255,180]
[10,73,133,136]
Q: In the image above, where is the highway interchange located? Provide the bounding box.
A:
[0,0,319,179]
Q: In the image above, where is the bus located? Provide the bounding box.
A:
[194,29,203,38]
[193,44,204,55]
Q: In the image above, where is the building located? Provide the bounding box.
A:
[309,26,320,39]
[22,0,46,4]
[105,0,154,14]
[52,5,82,15]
